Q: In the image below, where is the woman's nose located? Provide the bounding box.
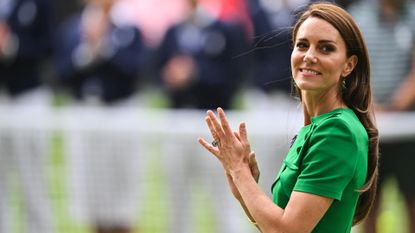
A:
[303,50,317,64]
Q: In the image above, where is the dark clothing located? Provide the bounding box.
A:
[246,0,292,94]
[55,15,146,104]
[0,0,53,96]
[157,13,250,110]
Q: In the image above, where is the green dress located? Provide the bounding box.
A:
[271,108,368,233]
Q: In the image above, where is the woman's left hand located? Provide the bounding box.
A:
[198,108,253,178]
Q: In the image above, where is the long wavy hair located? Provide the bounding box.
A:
[291,1,379,225]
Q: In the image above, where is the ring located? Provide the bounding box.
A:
[212,140,219,147]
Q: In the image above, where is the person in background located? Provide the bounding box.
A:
[156,0,252,232]
[52,0,83,27]
[349,0,415,232]
[245,0,304,104]
[199,2,379,232]
[55,0,146,105]
[0,0,54,232]
[157,0,249,110]
[54,0,147,232]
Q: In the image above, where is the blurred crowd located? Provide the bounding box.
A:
[0,0,415,233]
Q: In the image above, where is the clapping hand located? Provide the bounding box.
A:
[198,108,260,198]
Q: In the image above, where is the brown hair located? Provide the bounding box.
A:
[291,1,379,225]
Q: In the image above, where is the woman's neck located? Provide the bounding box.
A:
[301,90,347,125]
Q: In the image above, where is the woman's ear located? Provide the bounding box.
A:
[342,55,358,77]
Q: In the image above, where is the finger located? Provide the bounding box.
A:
[217,107,234,137]
[207,110,226,138]
[239,122,250,150]
[205,116,220,141]
[198,137,220,158]
[233,131,241,141]
[239,122,248,142]
[249,151,259,172]
[249,151,260,183]
[249,151,257,164]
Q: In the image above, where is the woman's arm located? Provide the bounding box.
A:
[225,172,260,230]
[224,151,260,228]
[198,108,333,233]
[232,165,332,233]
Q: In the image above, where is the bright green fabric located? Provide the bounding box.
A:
[271,108,368,233]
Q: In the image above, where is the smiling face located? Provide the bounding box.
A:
[291,17,356,98]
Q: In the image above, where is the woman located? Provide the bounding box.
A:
[198,2,379,232]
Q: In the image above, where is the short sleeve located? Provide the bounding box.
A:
[294,118,358,200]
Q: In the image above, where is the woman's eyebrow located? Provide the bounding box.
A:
[296,38,336,44]
[318,39,336,44]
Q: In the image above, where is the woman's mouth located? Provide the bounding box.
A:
[300,68,321,75]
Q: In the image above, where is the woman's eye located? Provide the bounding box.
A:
[320,45,335,53]
[296,42,308,49]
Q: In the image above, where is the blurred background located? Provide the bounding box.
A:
[0,0,415,232]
